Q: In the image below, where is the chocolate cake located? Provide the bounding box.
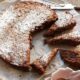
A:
[31,48,58,74]
[45,15,80,46]
[44,11,76,37]
[0,1,58,69]
[59,49,80,68]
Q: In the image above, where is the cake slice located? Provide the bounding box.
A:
[0,1,57,69]
[44,11,76,37]
[31,48,58,74]
[45,15,80,46]
[59,49,80,68]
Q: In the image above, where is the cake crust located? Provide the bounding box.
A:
[31,48,58,74]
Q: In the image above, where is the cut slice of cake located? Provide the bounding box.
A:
[44,11,76,37]
[59,49,80,68]
[0,1,58,69]
[45,15,80,46]
[31,48,58,74]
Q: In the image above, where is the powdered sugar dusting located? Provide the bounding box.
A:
[0,1,54,66]
[16,8,51,33]
[55,11,73,27]
[40,52,50,64]
[0,9,16,32]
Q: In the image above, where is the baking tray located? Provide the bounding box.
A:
[0,0,79,80]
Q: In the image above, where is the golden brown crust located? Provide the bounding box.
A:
[31,59,45,74]
[14,1,58,22]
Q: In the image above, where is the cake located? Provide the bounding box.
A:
[59,49,80,68]
[45,15,80,46]
[44,11,76,37]
[0,1,58,69]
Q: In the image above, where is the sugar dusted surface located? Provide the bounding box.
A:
[54,15,80,40]
[0,1,54,66]
[55,11,73,27]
